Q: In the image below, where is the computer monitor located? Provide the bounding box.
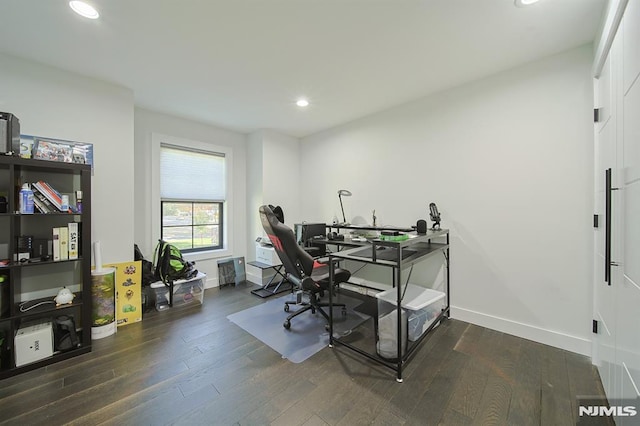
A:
[294,223,327,256]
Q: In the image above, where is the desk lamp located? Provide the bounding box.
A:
[338,189,352,224]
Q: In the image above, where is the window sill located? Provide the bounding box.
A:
[183,248,231,262]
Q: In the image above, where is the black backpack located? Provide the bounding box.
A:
[152,240,198,286]
[134,244,156,287]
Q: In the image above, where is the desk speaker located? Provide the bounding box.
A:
[53,315,79,351]
[0,112,20,154]
[416,220,427,235]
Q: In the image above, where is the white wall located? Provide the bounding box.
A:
[245,130,301,284]
[134,107,247,287]
[247,131,264,247]
[262,130,301,225]
[301,45,595,355]
[0,53,134,265]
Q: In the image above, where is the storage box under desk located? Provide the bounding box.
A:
[150,272,206,311]
[375,284,445,360]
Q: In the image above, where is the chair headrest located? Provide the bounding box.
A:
[268,205,284,224]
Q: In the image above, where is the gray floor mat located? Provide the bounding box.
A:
[227,293,370,363]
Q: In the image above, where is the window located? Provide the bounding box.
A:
[160,145,225,252]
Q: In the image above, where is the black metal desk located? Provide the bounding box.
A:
[327,224,415,233]
[313,237,367,252]
[327,229,450,382]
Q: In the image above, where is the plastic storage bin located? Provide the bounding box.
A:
[375,284,445,359]
[151,272,206,311]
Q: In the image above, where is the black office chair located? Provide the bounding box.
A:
[259,205,350,330]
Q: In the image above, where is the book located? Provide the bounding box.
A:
[68,222,79,260]
[52,228,61,261]
[33,181,70,212]
[59,227,69,261]
[32,188,55,213]
[32,196,48,214]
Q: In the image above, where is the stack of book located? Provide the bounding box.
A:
[32,181,73,214]
[52,223,80,261]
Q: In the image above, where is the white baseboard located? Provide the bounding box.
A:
[451,306,591,357]
[246,270,277,287]
[246,270,262,285]
[204,276,217,289]
[204,269,277,289]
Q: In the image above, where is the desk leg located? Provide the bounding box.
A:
[395,266,403,383]
[446,233,450,318]
[328,260,334,348]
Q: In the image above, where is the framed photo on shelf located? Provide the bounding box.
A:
[21,135,94,170]
[33,138,73,163]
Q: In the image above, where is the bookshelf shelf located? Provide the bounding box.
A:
[13,212,82,216]
[5,257,84,269]
[0,156,91,379]
[6,292,84,321]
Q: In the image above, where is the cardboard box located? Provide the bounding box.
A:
[104,260,142,327]
[256,245,281,266]
[15,321,54,367]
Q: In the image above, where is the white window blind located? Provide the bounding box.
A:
[160,145,226,200]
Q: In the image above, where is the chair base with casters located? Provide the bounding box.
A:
[282,288,347,330]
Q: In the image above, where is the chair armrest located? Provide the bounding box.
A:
[286,273,320,291]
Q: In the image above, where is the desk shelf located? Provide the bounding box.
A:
[328,229,450,382]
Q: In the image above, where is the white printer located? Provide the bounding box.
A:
[255,237,281,266]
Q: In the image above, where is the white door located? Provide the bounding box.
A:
[593,42,619,399]
[593,2,640,421]
[615,0,640,421]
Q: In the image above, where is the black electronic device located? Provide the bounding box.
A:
[327,232,344,241]
[416,219,427,234]
[53,315,80,351]
[32,238,51,259]
[381,230,400,236]
[0,112,20,154]
[429,203,441,230]
[16,235,33,259]
[296,223,327,256]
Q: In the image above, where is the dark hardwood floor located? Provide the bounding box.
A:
[0,282,611,425]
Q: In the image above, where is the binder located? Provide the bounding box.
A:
[68,223,78,260]
[52,228,61,261]
[59,227,69,261]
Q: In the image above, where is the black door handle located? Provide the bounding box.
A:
[605,168,612,285]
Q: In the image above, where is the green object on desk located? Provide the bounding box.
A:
[379,233,409,241]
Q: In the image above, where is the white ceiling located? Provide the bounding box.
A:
[0,0,606,137]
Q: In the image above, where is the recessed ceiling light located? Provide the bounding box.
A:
[514,0,539,6]
[69,1,100,19]
[296,99,309,107]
